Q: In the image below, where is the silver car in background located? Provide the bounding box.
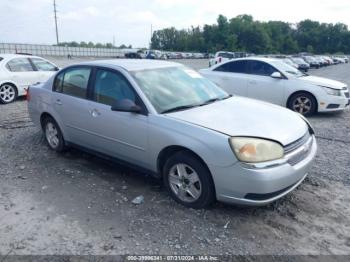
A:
[28,60,317,208]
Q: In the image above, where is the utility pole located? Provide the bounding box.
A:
[53,0,59,45]
[150,24,153,48]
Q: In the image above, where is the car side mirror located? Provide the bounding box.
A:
[271,72,282,79]
[54,67,60,71]
[111,99,141,113]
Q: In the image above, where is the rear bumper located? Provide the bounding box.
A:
[210,135,317,206]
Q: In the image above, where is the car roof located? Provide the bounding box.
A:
[226,56,280,63]
[0,53,41,60]
[77,59,183,71]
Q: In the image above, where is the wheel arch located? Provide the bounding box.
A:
[157,146,215,192]
[40,112,57,130]
[157,146,210,173]
[286,90,318,113]
[0,80,18,88]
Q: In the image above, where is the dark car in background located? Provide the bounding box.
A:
[125,52,142,59]
[303,56,320,69]
[290,57,310,72]
[314,56,327,67]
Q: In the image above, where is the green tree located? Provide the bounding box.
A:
[150,14,350,54]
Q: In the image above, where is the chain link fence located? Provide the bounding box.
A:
[0,43,125,57]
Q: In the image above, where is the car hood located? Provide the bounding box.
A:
[301,75,346,90]
[166,97,308,146]
[199,68,210,74]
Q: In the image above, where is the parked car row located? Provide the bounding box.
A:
[124,50,209,60]
[265,54,349,72]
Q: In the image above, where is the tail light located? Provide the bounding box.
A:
[25,87,30,101]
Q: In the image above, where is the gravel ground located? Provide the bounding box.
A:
[0,59,349,256]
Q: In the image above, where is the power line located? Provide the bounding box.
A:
[53,0,59,44]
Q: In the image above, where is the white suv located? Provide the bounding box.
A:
[209,51,235,67]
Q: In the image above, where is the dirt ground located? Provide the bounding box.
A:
[0,59,349,256]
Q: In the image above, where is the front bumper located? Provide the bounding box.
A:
[318,91,350,112]
[210,135,317,206]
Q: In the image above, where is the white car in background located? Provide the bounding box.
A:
[200,57,349,116]
[209,51,235,67]
[0,54,59,104]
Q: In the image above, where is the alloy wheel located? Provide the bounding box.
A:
[292,96,312,115]
[168,163,202,203]
[0,84,16,103]
[45,122,60,149]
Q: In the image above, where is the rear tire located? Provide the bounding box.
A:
[0,84,17,104]
[42,116,66,152]
[163,151,216,209]
[287,92,317,116]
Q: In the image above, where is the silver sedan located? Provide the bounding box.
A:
[28,60,317,208]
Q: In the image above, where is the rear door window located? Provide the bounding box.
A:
[30,58,57,71]
[6,58,34,72]
[55,67,91,99]
[214,60,248,74]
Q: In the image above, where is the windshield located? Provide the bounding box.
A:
[131,66,229,113]
[271,60,306,77]
[283,59,293,65]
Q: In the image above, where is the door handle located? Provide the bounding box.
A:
[55,99,62,105]
[89,109,101,117]
[248,80,257,84]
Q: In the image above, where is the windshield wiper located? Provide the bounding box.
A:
[161,95,233,113]
[161,104,200,114]
[200,94,232,106]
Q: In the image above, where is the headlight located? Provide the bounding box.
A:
[319,86,341,96]
[229,137,284,163]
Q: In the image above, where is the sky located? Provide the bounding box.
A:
[1,0,350,48]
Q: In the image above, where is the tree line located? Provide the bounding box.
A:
[151,14,350,54]
[56,42,132,49]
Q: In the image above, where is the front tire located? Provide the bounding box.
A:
[163,151,215,209]
[43,116,66,152]
[0,84,17,104]
[288,92,317,116]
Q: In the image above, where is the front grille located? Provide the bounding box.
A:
[284,132,313,166]
[287,141,312,165]
[284,132,311,154]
